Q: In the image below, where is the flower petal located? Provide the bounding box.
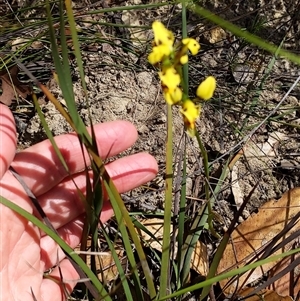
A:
[180,99,201,136]
[163,87,182,105]
[196,76,216,101]
[182,38,200,55]
[148,45,171,64]
[180,54,188,65]
[159,67,181,89]
[152,21,174,48]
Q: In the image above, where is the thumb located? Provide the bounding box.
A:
[0,104,17,179]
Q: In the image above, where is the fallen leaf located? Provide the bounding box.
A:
[218,187,300,295]
[137,218,208,277]
[137,218,164,251]
[243,132,288,165]
[190,240,208,276]
[11,38,29,51]
[202,26,227,44]
[10,38,44,50]
[0,65,31,105]
[95,248,125,282]
[239,287,293,301]
[76,239,125,283]
[231,164,244,209]
[267,250,300,297]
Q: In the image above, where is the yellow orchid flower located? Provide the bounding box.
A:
[196,76,216,101]
[163,87,182,105]
[182,38,200,55]
[159,67,181,90]
[179,54,188,65]
[152,20,175,48]
[148,44,172,65]
[180,99,201,136]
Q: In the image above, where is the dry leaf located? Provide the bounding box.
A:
[231,164,244,208]
[267,251,300,297]
[239,287,293,301]
[190,240,208,276]
[31,41,44,49]
[11,38,28,51]
[76,239,125,283]
[243,132,288,164]
[10,38,44,50]
[138,218,164,251]
[0,65,31,105]
[231,132,287,209]
[218,188,300,295]
[137,218,208,276]
[96,248,125,282]
[202,27,227,44]
[232,64,253,84]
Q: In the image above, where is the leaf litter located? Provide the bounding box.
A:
[0,64,31,105]
[218,188,300,297]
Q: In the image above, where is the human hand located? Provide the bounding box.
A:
[0,104,158,301]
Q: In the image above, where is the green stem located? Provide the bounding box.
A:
[181,0,189,95]
[159,104,173,298]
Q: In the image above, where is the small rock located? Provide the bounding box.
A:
[136,71,152,89]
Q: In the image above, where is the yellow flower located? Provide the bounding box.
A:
[152,21,174,48]
[159,67,181,90]
[159,67,182,104]
[182,38,200,55]
[196,76,216,101]
[148,21,175,65]
[179,54,188,65]
[180,99,201,136]
[163,87,182,105]
[148,44,171,65]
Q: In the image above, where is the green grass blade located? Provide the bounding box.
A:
[180,202,207,284]
[190,3,300,65]
[103,174,157,299]
[32,93,69,172]
[200,182,259,300]
[87,2,170,15]
[63,2,104,255]
[239,38,286,134]
[46,0,90,140]
[158,247,300,300]
[101,225,134,301]
[178,130,213,285]
[65,0,88,95]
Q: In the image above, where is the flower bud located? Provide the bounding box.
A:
[196,76,216,101]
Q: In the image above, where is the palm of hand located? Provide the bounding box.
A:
[0,105,157,300]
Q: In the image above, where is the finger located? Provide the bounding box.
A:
[39,152,158,230]
[40,206,117,271]
[39,153,158,269]
[0,104,17,179]
[40,258,78,301]
[11,120,138,196]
